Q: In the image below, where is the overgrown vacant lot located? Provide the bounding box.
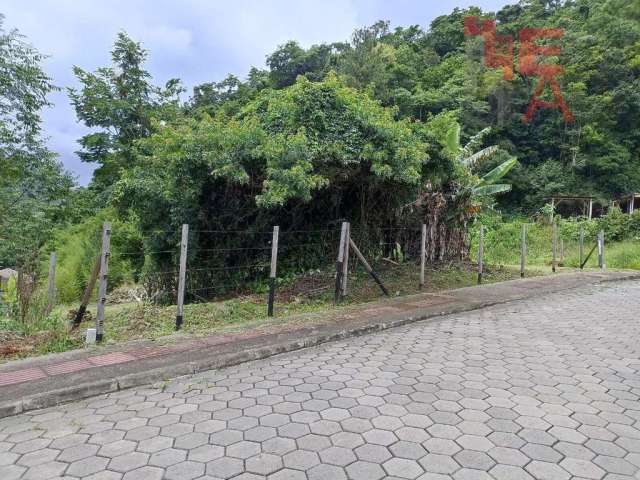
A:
[0,263,542,362]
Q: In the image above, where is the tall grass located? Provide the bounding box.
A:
[470,217,640,270]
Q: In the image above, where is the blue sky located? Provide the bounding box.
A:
[3,0,512,185]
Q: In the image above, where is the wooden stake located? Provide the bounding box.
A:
[477,225,484,284]
[520,224,526,278]
[45,251,56,315]
[95,222,111,343]
[267,226,279,317]
[552,222,558,273]
[334,222,348,305]
[176,224,189,330]
[349,238,389,296]
[579,224,584,270]
[420,224,426,289]
[341,223,350,298]
[72,254,101,327]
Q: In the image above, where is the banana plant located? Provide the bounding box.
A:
[444,122,517,199]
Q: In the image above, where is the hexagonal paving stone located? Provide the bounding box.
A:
[283,449,320,470]
[383,457,424,479]
[21,460,67,479]
[355,443,392,462]
[307,463,347,480]
[227,440,261,459]
[346,460,386,480]
[262,437,297,456]
[149,448,187,467]
[186,444,223,463]
[173,432,208,449]
[319,446,357,466]
[297,434,331,452]
[58,442,99,462]
[122,466,164,480]
[525,460,570,480]
[419,452,461,474]
[454,449,496,471]
[246,453,283,475]
[267,468,306,480]
[206,457,244,479]
[165,460,205,480]
[67,456,110,477]
[389,441,426,460]
[109,452,149,472]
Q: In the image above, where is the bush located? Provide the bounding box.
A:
[46,209,144,304]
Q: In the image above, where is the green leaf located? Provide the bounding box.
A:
[463,145,499,168]
[472,183,512,196]
[477,157,518,186]
[444,123,461,157]
[462,127,491,158]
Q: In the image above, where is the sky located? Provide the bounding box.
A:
[3,0,512,185]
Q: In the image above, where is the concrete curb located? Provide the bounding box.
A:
[2,272,639,418]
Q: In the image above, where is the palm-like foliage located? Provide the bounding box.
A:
[444,122,517,199]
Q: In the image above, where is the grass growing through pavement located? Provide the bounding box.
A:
[0,262,543,362]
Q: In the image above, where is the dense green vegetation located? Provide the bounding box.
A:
[472,207,640,268]
[1,0,639,342]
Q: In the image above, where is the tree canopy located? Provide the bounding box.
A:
[3,0,640,277]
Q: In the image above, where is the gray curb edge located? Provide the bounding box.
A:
[2,273,638,419]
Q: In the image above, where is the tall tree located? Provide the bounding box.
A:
[0,14,73,269]
[69,32,183,191]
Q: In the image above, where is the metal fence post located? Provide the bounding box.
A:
[601,230,606,270]
[95,222,111,343]
[579,224,584,270]
[552,222,558,273]
[334,222,348,305]
[341,222,350,298]
[477,225,484,285]
[268,226,279,316]
[420,223,426,289]
[176,224,189,330]
[520,224,526,278]
[598,230,605,270]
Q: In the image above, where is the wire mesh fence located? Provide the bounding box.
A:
[13,216,634,347]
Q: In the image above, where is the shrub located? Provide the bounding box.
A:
[46,209,144,304]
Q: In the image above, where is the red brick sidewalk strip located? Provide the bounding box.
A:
[0,332,258,386]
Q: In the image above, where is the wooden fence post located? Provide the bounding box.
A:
[420,224,426,289]
[267,226,279,316]
[175,224,189,330]
[552,222,558,273]
[477,225,484,285]
[579,224,584,270]
[73,255,101,327]
[341,223,350,298]
[45,251,56,315]
[334,222,348,305]
[560,238,565,264]
[520,224,526,278]
[95,222,111,343]
[96,222,111,342]
[349,238,389,296]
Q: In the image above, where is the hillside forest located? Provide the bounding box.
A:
[1,0,640,306]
